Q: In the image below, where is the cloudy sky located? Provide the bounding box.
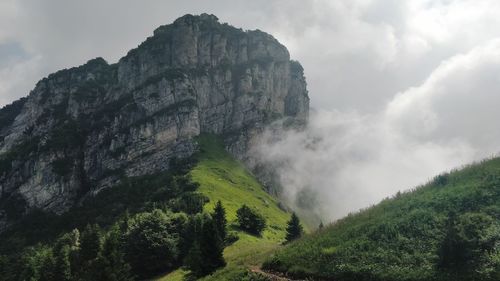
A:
[2,0,500,220]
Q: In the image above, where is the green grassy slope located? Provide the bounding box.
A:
[157,135,293,280]
[264,158,500,281]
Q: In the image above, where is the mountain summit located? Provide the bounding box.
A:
[0,14,308,229]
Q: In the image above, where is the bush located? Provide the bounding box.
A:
[439,212,500,279]
[236,205,266,236]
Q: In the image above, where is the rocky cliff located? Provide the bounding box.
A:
[0,14,308,229]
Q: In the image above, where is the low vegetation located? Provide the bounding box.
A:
[264,157,500,281]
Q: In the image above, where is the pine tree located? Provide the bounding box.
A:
[185,241,204,277]
[199,217,226,274]
[97,227,134,281]
[185,214,226,277]
[285,213,303,243]
[212,200,227,242]
[318,221,324,230]
[51,231,79,281]
[54,245,72,281]
[79,224,102,263]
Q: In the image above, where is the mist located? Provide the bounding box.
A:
[254,39,500,221]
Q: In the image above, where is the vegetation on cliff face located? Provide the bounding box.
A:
[0,153,210,280]
[264,157,500,281]
[0,135,293,280]
[0,97,27,132]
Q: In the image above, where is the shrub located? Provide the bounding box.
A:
[236,205,266,235]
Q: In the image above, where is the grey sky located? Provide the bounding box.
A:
[2,0,500,219]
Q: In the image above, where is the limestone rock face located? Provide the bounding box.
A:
[0,14,308,229]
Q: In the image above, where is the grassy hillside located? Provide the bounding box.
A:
[157,135,293,280]
[263,157,500,281]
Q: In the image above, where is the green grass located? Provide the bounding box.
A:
[156,134,292,280]
[155,269,188,281]
[264,157,500,281]
[193,135,290,241]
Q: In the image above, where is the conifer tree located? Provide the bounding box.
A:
[185,214,226,277]
[285,213,303,243]
[199,217,226,274]
[54,245,72,281]
[185,241,204,277]
[52,231,79,281]
[97,227,134,281]
[212,200,227,242]
[79,224,102,263]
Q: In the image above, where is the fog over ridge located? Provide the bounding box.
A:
[254,39,500,220]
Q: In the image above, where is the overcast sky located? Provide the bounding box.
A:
[2,0,500,219]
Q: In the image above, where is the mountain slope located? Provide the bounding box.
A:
[263,158,500,281]
[157,135,292,281]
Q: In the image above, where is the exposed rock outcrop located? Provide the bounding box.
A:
[0,14,308,229]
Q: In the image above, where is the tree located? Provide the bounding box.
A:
[54,245,72,281]
[125,209,179,278]
[199,217,226,273]
[96,226,134,281]
[212,200,227,242]
[184,241,204,278]
[318,221,324,230]
[185,214,225,277]
[285,213,303,243]
[38,251,56,281]
[18,245,52,281]
[51,231,79,281]
[79,224,102,263]
[236,205,266,235]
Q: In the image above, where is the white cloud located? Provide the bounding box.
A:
[0,54,41,107]
[2,0,500,110]
[255,39,500,220]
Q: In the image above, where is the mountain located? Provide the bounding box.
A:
[0,13,309,230]
[263,157,500,281]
